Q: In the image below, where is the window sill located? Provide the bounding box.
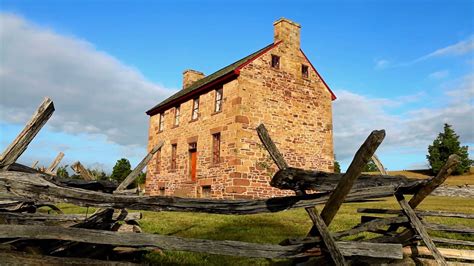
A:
[211,110,222,116]
[172,125,179,129]
[189,118,199,123]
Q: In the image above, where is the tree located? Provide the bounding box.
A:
[135,171,147,188]
[427,123,471,175]
[56,165,69,179]
[89,168,108,180]
[363,159,378,172]
[110,158,132,183]
[334,161,341,173]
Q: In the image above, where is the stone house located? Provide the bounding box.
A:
[145,18,336,199]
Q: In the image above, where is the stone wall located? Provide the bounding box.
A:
[146,18,334,199]
[226,44,334,199]
[146,79,243,198]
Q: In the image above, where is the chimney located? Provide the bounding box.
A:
[273,18,301,51]
[183,69,205,89]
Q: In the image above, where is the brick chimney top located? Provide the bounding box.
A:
[183,69,205,89]
[273,18,301,50]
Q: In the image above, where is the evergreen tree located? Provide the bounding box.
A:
[110,158,132,183]
[427,123,471,175]
[334,161,341,173]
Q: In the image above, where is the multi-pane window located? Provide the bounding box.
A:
[174,106,180,126]
[171,144,177,171]
[271,55,280,69]
[192,98,199,120]
[157,148,161,173]
[302,64,309,78]
[212,133,221,164]
[159,113,164,131]
[214,88,223,113]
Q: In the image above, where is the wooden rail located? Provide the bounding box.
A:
[0,171,423,215]
[0,98,54,170]
[0,224,403,260]
[1,98,470,264]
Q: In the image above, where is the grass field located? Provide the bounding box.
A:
[58,195,474,265]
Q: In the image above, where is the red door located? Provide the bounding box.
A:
[190,150,197,181]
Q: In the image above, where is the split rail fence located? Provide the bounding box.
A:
[0,98,472,265]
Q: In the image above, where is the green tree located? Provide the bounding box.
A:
[334,161,341,173]
[427,123,471,175]
[56,165,69,179]
[110,158,132,183]
[133,171,147,189]
[89,168,108,180]
[363,159,378,172]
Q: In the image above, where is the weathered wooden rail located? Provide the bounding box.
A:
[0,171,424,215]
[0,97,472,265]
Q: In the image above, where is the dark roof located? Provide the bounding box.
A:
[146,43,275,115]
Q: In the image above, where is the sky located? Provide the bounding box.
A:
[0,0,473,173]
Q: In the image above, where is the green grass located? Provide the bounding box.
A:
[56,195,474,265]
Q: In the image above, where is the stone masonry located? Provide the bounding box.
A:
[145,18,335,199]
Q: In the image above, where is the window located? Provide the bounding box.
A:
[159,113,164,131]
[159,187,165,196]
[155,148,161,174]
[214,88,223,113]
[171,144,177,171]
[271,55,280,69]
[302,64,309,78]
[192,98,199,120]
[174,106,180,126]
[212,133,221,164]
[202,185,211,198]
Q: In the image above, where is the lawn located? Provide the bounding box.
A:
[58,195,474,265]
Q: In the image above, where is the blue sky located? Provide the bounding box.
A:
[1,0,473,173]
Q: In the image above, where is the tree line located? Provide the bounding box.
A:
[56,158,146,187]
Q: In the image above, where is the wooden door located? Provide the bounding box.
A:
[190,150,197,181]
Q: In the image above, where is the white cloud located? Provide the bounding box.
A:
[381,37,474,68]
[445,73,474,102]
[374,59,390,70]
[0,13,174,147]
[429,70,449,79]
[333,73,474,162]
[412,36,474,64]
[421,37,474,59]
